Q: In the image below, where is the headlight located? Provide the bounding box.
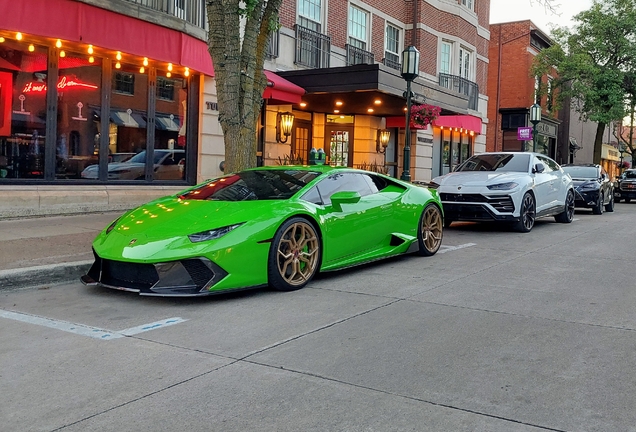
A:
[106,218,120,234]
[487,182,519,190]
[428,181,440,189]
[578,182,598,191]
[188,223,244,243]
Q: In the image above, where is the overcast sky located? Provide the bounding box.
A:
[490,0,594,34]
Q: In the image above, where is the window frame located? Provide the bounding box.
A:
[348,4,369,50]
[298,0,323,32]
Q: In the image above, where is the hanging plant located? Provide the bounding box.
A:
[617,160,631,169]
[410,103,442,129]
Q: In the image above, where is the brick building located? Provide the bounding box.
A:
[487,20,561,159]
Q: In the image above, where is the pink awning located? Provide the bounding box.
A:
[263,70,305,104]
[433,115,482,134]
[0,0,214,76]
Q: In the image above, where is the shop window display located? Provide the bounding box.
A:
[0,41,48,179]
[154,69,187,180]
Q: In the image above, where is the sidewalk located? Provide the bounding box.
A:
[0,212,123,290]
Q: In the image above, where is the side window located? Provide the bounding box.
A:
[537,156,554,172]
[362,173,385,193]
[300,186,322,205]
[316,173,373,205]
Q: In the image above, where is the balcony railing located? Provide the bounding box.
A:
[295,25,331,69]
[122,0,206,28]
[346,44,374,66]
[382,53,400,71]
[439,73,479,111]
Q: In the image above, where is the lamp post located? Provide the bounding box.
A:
[400,46,420,182]
[529,103,541,152]
[620,143,626,174]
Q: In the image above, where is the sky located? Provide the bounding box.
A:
[490,0,594,34]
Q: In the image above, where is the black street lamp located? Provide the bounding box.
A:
[530,103,541,152]
[620,143,626,173]
[400,45,420,182]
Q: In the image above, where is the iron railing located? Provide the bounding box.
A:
[122,0,206,28]
[345,44,374,66]
[439,72,479,111]
[266,30,280,59]
[382,53,400,71]
[294,25,331,69]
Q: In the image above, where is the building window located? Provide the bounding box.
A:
[384,24,401,69]
[157,77,175,101]
[298,0,322,32]
[535,76,541,104]
[547,77,554,112]
[113,72,135,95]
[458,47,472,80]
[461,0,474,10]
[348,5,368,50]
[440,41,452,75]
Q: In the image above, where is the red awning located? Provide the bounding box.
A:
[433,115,482,134]
[386,114,482,134]
[263,70,305,104]
[0,0,214,76]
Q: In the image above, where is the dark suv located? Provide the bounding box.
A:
[615,169,636,203]
[562,164,614,214]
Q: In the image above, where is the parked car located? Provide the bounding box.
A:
[561,164,614,214]
[431,152,574,232]
[108,152,135,163]
[81,149,185,180]
[81,165,444,296]
[614,168,636,203]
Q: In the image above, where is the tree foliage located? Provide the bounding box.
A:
[206,0,282,173]
[532,0,636,164]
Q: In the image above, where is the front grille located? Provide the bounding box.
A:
[620,182,636,191]
[181,259,215,289]
[101,259,159,289]
[441,193,515,213]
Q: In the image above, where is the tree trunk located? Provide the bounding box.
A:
[593,122,605,165]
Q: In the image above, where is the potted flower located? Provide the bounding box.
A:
[410,103,442,129]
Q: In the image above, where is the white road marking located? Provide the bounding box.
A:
[438,243,476,254]
[0,310,186,340]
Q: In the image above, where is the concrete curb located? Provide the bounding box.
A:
[0,261,92,290]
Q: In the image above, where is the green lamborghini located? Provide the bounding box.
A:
[81,165,444,296]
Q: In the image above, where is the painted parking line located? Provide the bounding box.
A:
[0,310,186,341]
[438,243,476,254]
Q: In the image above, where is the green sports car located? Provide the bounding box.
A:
[81,165,444,296]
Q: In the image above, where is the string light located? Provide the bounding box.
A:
[167,63,173,71]
[28,44,35,52]
[16,32,22,40]
[139,66,145,73]
[89,56,94,63]
[184,67,190,77]
[87,44,94,54]
[143,57,148,66]
[55,39,62,48]
[60,51,66,58]
[0,37,5,43]
[115,61,121,69]
[166,71,171,78]
[116,51,122,61]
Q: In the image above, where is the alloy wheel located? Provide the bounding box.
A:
[275,221,320,287]
[420,205,443,254]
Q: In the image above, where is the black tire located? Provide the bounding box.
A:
[615,197,622,203]
[444,218,453,228]
[605,193,615,212]
[268,217,321,291]
[592,192,604,215]
[555,190,575,223]
[626,198,631,203]
[514,192,536,233]
[417,204,443,256]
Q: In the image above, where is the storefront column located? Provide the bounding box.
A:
[44,47,59,180]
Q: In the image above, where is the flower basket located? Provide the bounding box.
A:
[410,104,442,129]
[617,161,631,169]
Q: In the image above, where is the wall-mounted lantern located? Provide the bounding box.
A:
[276,111,295,143]
[377,129,391,153]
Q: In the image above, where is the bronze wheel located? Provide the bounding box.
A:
[417,203,443,256]
[268,218,321,291]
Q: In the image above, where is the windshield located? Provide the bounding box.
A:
[455,153,531,173]
[562,166,598,179]
[179,169,322,201]
[624,170,636,179]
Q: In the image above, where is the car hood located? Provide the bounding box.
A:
[107,162,145,172]
[571,179,599,188]
[433,171,526,187]
[104,195,290,239]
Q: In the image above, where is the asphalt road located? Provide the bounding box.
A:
[2,204,635,432]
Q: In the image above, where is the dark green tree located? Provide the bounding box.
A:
[206,0,282,173]
[533,0,636,164]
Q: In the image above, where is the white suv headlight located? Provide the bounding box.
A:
[487,182,519,190]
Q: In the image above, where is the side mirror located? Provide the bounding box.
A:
[330,191,361,211]
[532,163,545,174]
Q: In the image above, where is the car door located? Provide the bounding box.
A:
[600,167,611,204]
[313,172,388,264]
[532,155,553,213]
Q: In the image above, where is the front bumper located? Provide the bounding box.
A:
[573,189,600,208]
[440,192,518,222]
[615,185,636,200]
[81,251,229,296]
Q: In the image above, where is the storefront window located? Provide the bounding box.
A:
[108,63,149,181]
[154,69,187,180]
[0,41,48,179]
[55,52,102,179]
